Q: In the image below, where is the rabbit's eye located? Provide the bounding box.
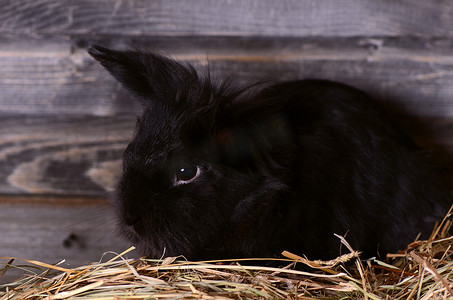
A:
[173,164,200,185]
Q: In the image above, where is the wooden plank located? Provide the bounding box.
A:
[0,35,141,117]
[1,0,453,37]
[0,196,135,284]
[1,36,453,117]
[0,113,452,197]
[0,114,134,195]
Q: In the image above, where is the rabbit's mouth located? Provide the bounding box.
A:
[117,209,197,258]
[130,229,198,259]
[121,211,146,236]
[131,220,145,236]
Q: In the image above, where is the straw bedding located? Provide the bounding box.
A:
[1,207,452,299]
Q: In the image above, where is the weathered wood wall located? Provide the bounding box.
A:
[1,0,453,282]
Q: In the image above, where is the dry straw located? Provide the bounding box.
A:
[1,207,452,299]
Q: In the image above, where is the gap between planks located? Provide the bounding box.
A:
[0,195,109,207]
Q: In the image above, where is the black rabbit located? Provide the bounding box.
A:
[88,46,452,260]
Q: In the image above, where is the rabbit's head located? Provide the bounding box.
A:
[89,46,291,259]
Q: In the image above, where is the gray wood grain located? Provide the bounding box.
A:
[2,37,453,117]
[0,196,135,284]
[1,0,453,37]
[0,114,133,195]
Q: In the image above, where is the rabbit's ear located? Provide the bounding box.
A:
[88,45,197,101]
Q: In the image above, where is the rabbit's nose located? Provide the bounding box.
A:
[124,213,146,235]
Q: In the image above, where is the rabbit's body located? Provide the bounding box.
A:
[89,46,451,260]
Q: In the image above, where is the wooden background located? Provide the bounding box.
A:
[1,0,453,282]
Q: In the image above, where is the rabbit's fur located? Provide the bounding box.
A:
[89,46,452,260]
